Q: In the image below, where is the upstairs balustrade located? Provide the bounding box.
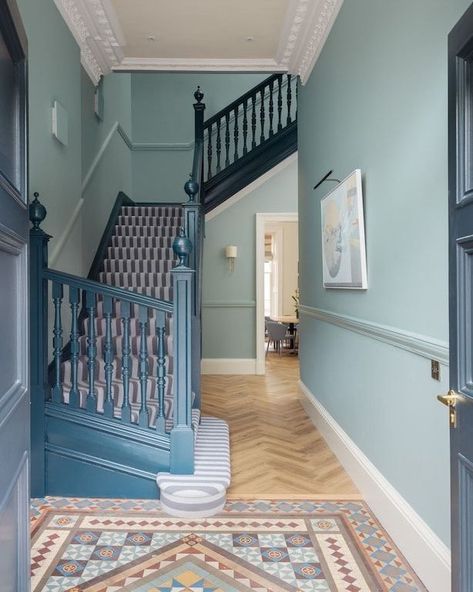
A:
[203,74,297,184]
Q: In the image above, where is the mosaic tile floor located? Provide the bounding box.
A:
[30,497,426,592]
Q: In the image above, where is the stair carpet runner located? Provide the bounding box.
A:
[61,204,230,516]
[61,206,187,432]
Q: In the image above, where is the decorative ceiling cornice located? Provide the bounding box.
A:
[53,0,124,84]
[278,0,344,84]
[55,0,343,85]
[113,58,283,74]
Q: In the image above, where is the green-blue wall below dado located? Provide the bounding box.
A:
[298,0,470,546]
[17,0,83,275]
[202,156,298,360]
[131,73,266,202]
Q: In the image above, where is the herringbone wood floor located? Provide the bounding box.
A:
[202,354,358,497]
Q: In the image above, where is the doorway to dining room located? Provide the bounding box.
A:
[255,212,299,374]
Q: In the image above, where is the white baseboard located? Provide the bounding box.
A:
[201,359,257,375]
[299,380,451,592]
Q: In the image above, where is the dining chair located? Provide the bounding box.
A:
[266,321,292,355]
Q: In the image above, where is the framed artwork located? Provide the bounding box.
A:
[320,169,368,289]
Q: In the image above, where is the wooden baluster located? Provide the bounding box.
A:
[52,282,63,404]
[216,119,222,172]
[242,99,248,155]
[260,87,265,143]
[138,306,149,428]
[224,112,230,167]
[155,310,166,434]
[233,105,239,161]
[277,75,283,131]
[207,123,213,180]
[68,287,80,408]
[86,290,97,412]
[102,295,114,418]
[251,94,257,149]
[269,79,274,136]
[287,74,292,125]
[120,300,132,423]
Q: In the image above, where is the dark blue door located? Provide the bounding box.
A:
[448,4,473,591]
[0,0,30,590]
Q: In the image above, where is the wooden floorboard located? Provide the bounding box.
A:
[201,353,359,497]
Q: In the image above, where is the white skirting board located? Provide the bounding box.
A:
[299,380,451,592]
[201,359,257,375]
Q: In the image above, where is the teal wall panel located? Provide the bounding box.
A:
[81,71,132,271]
[131,73,266,201]
[17,0,83,275]
[202,158,297,359]
[298,0,471,546]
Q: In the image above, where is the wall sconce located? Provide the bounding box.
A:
[225,245,238,272]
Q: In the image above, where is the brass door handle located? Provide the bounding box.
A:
[437,389,460,428]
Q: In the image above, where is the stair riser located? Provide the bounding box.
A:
[103,260,176,273]
[111,236,175,248]
[114,226,181,238]
[84,316,173,337]
[99,272,173,288]
[107,247,176,261]
[77,334,174,356]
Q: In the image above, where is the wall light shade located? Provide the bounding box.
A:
[225,245,238,272]
[52,100,69,146]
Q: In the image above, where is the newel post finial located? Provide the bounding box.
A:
[184,175,199,203]
[173,227,193,267]
[194,86,204,105]
[29,192,47,231]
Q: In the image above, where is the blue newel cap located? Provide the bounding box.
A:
[173,227,192,267]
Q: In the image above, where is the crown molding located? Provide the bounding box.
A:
[53,0,125,84]
[278,0,344,84]
[55,0,343,85]
[113,57,283,73]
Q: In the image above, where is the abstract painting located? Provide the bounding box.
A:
[321,169,367,289]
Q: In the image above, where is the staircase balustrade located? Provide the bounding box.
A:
[29,194,196,491]
[202,73,298,212]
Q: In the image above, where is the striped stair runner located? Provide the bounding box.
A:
[60,205,183,427]
[60,203,231,513]
[157,417,231,517]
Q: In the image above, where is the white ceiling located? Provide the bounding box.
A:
[53,0,344,85]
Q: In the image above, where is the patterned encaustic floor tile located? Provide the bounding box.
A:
[30,497,427,591]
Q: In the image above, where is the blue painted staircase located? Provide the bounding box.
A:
[29,75,297,513]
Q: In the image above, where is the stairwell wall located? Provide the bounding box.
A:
[17,0,83,275]
[80,71,133,272]
[298,0,470,549]
[130,73,266,202]
[202,156,298,370]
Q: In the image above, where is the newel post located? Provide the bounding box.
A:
[194,86,205,146]
[170,229,195,474]
[29,193,50,497]
[183,180,202,409]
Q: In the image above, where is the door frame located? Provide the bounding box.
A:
[255,212,298,375]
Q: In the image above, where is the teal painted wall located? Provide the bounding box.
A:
[202,157,297,359]
[17,0,83,275]
[131,73,266,201]
[81,71,132,272]
[298,0,470,545]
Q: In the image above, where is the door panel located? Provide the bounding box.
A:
[449,4,473,591]
[0,1,29,590]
